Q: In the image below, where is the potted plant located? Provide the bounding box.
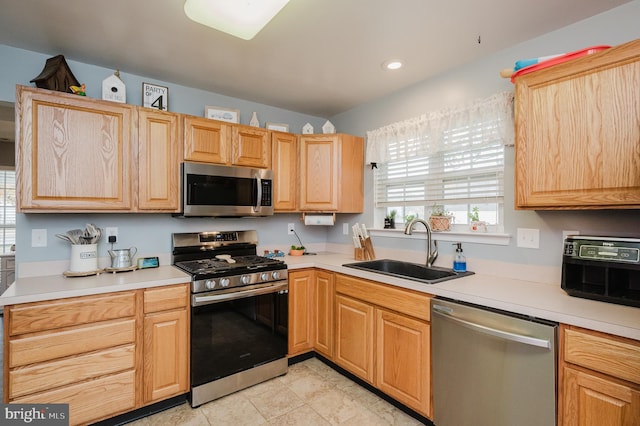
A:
[289,245,305,256]
[429,205,452,231]
[468,206,487,232]
[384,209,397,229]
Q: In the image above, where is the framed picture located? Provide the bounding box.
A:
[265,122,289,132]
[142,83,168,111]
[205,106,240,123]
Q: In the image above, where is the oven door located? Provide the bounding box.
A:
[190,281,288,389]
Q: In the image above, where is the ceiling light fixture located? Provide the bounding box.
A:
[382,59,403,70]
[184,0,290,40]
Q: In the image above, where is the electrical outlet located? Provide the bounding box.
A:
[31,229,47,247]
[516,228,540,249]
[105,227,118,243]
[287,223,295,235]
[343,223,349,235]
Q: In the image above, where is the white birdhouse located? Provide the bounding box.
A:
[102,71,126,103]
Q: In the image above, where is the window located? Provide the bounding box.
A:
[0,170,16,253]
[367,92,513,231]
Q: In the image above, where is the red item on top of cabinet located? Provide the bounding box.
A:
[510,45,611,82]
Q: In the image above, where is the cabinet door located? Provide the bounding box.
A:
[314,270,334,359]
[137,108,181,211]
[232,125,270,168]
[288,269,314,356]
[562,367,640,426]
[183,115,230,164]
[514,40,640,209]
[299,135,339,211]
[271,131,298,211]
[17,86,133,211]
[376,308,431,417]
[335,294,374,383]
[143,308,189,404]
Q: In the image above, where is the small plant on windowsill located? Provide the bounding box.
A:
[429,204,453,232]
[384,209,397,229]
[468,206,487,232]
[289,245,305,256]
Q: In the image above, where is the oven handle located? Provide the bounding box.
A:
[192,281,288,306]
[254,173,262,213]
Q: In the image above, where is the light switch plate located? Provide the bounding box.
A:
[32,229,47,247]
[516,228,540,249]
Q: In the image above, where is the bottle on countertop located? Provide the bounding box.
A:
[453,242,467,272]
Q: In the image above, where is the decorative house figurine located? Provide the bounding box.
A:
[102,70,126,103]
[250,112,259,127]
[30,54,80,93]
[302,123,314,134]
[322,120,336,134]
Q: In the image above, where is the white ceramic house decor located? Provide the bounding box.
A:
[322,120,336,134]
[302,123,314,134]
[102,70,126,103]
[250,112,260,127]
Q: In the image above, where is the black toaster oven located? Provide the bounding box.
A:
[562,236,640,308]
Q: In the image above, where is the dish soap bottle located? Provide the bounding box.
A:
[452,242,467,272]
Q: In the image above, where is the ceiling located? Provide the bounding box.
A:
[0,0,631,128]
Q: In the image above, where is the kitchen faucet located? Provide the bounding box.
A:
[404,218,438,267]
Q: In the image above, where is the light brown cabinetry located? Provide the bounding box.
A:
[17,85,134,212]
[4,284,191,425]
[288,269,315,356]
[5,291,138,425]
[183,116,270,168]
[313,270,334,358]
[334,273,432,417]
[137,108,181,211]
[559,325,640,426]
[271,131,298,211]
[143,285,190,403]
[514,39,640,209]
[299,134,364,212]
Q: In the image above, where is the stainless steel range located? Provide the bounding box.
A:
[172,230,288,408]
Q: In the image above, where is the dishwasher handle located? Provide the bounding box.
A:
[432,304,551,349]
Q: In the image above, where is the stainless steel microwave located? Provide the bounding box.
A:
[178,162,273,217]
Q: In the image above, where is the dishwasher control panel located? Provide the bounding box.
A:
[562,235,640,308]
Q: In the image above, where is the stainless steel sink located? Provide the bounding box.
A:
[342,259,474,284]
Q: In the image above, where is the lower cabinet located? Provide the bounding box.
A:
[314,270,334,358]
[559,325,640,426]
[4,284,190,425]
[288,269,315,356]
[334,273,433,417]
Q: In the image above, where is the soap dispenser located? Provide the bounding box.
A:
[452,242,467,272]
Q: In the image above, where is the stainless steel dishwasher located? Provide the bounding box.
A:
[431,298,557,426]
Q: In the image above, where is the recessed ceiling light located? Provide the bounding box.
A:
[184,0,290,40]
[382,59,403,70]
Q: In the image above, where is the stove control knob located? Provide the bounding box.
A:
[271,271,281,280]
[220,278,230,287]
[205,280,216,290]
[241,275,251,285]
[260,273,269,281]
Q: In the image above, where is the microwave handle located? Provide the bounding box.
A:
[254,173,262,213]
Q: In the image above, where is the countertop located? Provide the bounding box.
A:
[1,253,638,341]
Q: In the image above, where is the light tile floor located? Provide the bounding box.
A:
[127,358,425,425]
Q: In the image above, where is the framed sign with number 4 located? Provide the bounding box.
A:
[142,82,168,111]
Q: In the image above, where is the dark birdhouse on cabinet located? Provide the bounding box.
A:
[30,55,80,93]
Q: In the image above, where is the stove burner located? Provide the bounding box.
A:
[175,255,284,275]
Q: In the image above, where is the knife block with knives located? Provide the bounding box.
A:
[353,223,375,260]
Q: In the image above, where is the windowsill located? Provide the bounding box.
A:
[369,228,511,246]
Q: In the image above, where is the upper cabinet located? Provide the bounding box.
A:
[183,115,270,168]
[271,131,298,211]
[299,134,364,212]
[17,86,134,212]
[137,108,181,212]
[514,39,640,209]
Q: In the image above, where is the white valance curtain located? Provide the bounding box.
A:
[365,91,514,164]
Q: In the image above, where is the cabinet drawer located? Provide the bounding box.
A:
[12,370,136,426]
[9,344,135,399]
[144,284,189,313]
[8,291,136,336]
[564,327,640,384]
[9,318,135,368]
[336,274,432,321]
